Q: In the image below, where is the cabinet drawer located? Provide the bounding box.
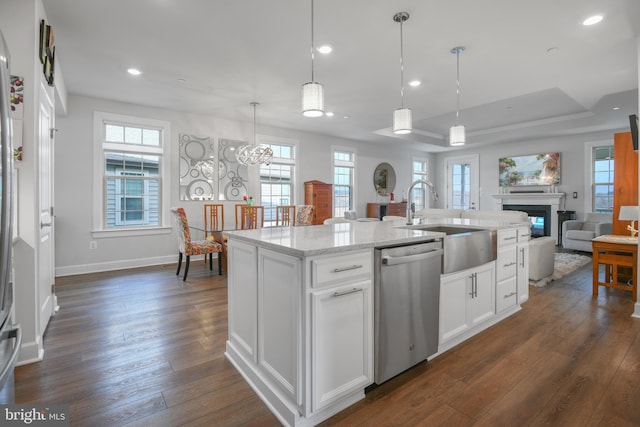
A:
[497,229,518,247]
[496,277,517,312]
[517,227,531,242]
[311,251,373,288]
[496,248,517,281]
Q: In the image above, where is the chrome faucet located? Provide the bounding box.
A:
[406,179,439,224]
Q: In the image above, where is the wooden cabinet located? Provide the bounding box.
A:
[439,262,495,345]
[305,180,333,225]
[366,202,407,219]
[613,132,637,235]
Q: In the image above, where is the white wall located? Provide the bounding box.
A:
[434,130,630,219]
[55,94,434,275]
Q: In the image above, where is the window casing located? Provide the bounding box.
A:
[93,112,171,236]
[411,158,429,211]
[333,149,355,218]
[259,139,296,226]
[592,145,614,213]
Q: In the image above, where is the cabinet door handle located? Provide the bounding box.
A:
[503,262,516,267]
[332,264,363,273]
[331,288,363,298]
[520,248,526,267]
[468,273,478,298]
[504,291,517,298]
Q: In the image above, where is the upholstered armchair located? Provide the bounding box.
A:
[562,213,613,252]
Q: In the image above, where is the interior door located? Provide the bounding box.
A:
[446,155,479,210]
[38,84,55,335]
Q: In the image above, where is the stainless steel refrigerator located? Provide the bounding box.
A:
[0,27,21,404]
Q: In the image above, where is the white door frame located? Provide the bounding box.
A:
[445,154,479,210]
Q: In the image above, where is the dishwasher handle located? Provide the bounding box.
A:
[382,248,443,266]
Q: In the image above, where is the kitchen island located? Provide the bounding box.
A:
[224,218,529,427]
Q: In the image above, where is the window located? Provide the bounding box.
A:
[93,112,170,235]
[593,145,614,213]
[411,158,429,210]
[259,138,297,226]
[333,149,355,218]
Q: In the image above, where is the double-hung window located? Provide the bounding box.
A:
[333,148,355,218]
[259,137,297,226]
[93,112,171,235]
[411,158,429,211]
[593,146,614,213]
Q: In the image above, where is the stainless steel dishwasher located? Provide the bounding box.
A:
[374,240,443,384]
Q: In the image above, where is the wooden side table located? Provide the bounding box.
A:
[592,235,637,301]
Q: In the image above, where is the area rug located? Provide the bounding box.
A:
[529,252,592,287]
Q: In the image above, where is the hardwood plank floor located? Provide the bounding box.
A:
[14,255,640,426]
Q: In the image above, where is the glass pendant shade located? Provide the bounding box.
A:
[235,102,274,166]
[449,124,466,146]
[393,108,412,134]
[302,82,324,117]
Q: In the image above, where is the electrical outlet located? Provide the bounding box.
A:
[572,192,578,199]
[89,241,97,250]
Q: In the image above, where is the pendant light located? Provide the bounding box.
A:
[449,46,465,146]
[392,12,411,135]
[236,102,273,166]
[302,0,324,117]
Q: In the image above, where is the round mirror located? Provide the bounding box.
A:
[373,162,396,196]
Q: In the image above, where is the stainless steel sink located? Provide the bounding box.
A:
[404,225,497,273]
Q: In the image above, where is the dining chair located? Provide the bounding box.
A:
[203,203,224,242]
[275,205,296,226]
[295,205,315,226]
[235,204,265,230]
[171,207,223,281]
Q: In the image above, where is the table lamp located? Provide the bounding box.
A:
[618,205,639,237]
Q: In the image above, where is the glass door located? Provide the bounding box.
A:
[446,155,479,210]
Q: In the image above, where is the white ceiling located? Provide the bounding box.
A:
[42,0,640,152]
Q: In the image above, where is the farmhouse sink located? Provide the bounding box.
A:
[404,224,497,274]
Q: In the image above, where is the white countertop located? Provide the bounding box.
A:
[224,217,527,257]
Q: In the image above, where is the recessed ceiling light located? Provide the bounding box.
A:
[317,45,333,54]
[612,106,621,110]
[408,80,421,87]
[325,111,335,117]
[127,68,142,76]
[582,15,603,26]
[546,47,559,53]
[177,78,187,84]
[343,116,349,119]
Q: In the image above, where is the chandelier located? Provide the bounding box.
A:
[236,102,273,166]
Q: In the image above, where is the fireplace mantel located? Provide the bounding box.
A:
[492,193,566,243]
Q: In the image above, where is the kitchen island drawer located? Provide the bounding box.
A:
[311,250,373,288]
[496,277,517,312]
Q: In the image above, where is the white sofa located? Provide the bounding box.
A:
[415,208,529,223]
[562,213,612,252]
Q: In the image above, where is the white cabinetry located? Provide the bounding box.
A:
[309,250,373,412]
[517,227,530,304]
[226,240,373,426]
[496,229,518,313]
[439,262,495,345]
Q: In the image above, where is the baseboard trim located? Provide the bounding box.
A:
[55,254,220,277]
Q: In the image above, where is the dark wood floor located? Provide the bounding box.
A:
[15,256,640,426]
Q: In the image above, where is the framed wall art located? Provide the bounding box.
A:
[499,152,560,187]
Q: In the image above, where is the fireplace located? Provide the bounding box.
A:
[503,204,551,238]
[492,192,565,244]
